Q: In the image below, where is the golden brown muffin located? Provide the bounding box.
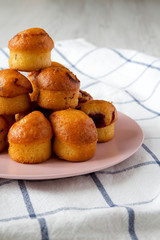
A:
[49,109,98,161]
[8,111,53,164]
[77,90,93,108]
[8,28,54,71]
[27,62,64,102]
[80,100,117,142]
[0,116,9,152]
[27,61,67,102]
[0,69,32,115]
[37,66,80,110]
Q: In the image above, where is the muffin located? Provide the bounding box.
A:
[0,116,9,152]
[0,69,32,115]
[77,90,93,108]
[8,111,53,164]
[27,62,67,102]
[80,100,117,142]
[37,66,80,110]
[49,109,98,161]
[8,28,54,71]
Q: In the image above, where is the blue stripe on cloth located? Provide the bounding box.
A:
[122,59,160,89]
[134,115,160,121]
[95,52,138,79]
[18,180,36,218]
[38,218,49,240]
[90,173,115,207]
[83,81,99,90]
[0,207,108,223]
[126,207,138,240]
[37,206,108,217]
[0,215,29,222]
[110,48,160,72]
[98,161,156,175]
[126,192,160,206]
[54,47,98,81]
[90,173,138,240]
[1,189,160,223]
[115,79,160,105]
[74,47,99,65]
[0,48,9,58]
[125,90,160,116]
[18,180,49,239]
[54,47,138,80]
[142,143,160,165]
[0,179,16,186]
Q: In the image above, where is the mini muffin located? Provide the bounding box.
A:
[0,69,32,115]
[77,90,93,108]
[37,66,80,110]
[0,116,9,152]
[8,28,54,71]
[8,111,53,164]
[49,109,98,161]
[27,62,67,102]
[80,100,117,142]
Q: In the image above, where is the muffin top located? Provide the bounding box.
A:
[0,69,32,97]
[49,109,98,144]
[8,111,53,144]
[51,61,67,69]
[8,28,54,51]
[80,100,117,127]
[37,66,80,91]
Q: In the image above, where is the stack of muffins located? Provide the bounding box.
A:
[0,28,117,164]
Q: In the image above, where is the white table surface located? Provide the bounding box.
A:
[0,0,160,57]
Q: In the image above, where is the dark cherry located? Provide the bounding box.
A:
[78,98,87,103]
[89,113,106,128]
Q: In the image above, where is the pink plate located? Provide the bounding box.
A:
[0,112,143,180]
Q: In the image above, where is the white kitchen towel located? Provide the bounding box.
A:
[0,39,160,240]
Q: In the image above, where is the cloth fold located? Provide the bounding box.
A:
[0,39,160,240]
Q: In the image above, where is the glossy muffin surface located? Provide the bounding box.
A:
[37,66,80,91]
[80,100,117,127]
[8,28,54,51]
[50,109,98,161]
[37,66,80,110]
[8,111,53,144]
[50,109,97,145]
[0,69,32,97]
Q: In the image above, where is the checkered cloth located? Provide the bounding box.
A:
[0,39,160,240]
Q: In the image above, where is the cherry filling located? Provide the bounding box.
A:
[89,113,106,128]
[79,98,87,103]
